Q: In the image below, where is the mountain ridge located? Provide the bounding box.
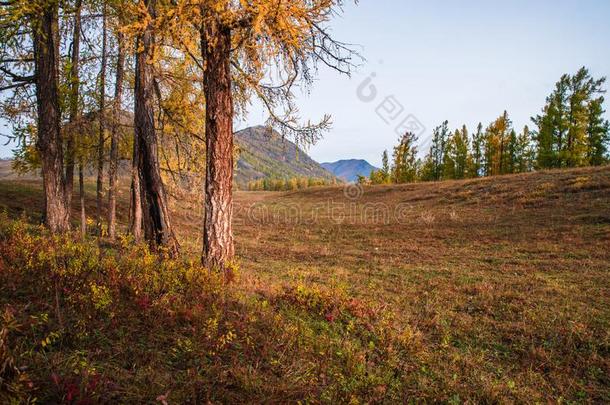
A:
[321,159,379,182]
[234,126,336,188]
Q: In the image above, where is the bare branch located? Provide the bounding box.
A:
[0,66,34,82]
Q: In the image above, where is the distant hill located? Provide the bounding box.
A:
[321,159,378,182]
[0,125,337,189]
[234,126,336,188]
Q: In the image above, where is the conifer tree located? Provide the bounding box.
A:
[533,68,607,168]
[586,97,610,165]
[452,125,469,179]
[185,0,357,270]
[515,125,534,173]
[470,122,484,177]
[422,121,449,181]
[506,129,518,174]
[381,149,390,183]
[485,111,512,176]
[442,130,457,180]
[391,132,419,183]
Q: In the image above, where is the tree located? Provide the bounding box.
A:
[33,0,71,232]
[586,96,610,165]
[370,149,391,184]
[442,130,457,180]
[506,129,518,174]
[532,75,569,168]
[470,122,484,177]
[134,0,179,254]
[421,121,449,181]
[485,111,512,176]
[192,0,357,270]
[95,3,108,234]
[0,0,73,232]
[65,0,83,214]
[443,125,469,179]
[107,30,125,240]
[533,68,608,168]
[391,132,419,183]
[515,125,534,173]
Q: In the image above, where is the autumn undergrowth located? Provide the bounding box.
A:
[0,213,411,403]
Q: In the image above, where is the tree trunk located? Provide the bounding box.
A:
[134,0,178,254]
[200,21,235,270]
[65,0,82,210]
[33,3,70,233]
[79,162,86,237]
[95,5,108,235]
[107,32,125,240]
[130,134,143,242]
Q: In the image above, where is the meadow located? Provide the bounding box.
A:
[1,165,609,402]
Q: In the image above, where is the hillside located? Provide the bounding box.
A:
[235,126,336,188]
[0,126,337,188]
[321,159,378,182]
[0,166,609,402]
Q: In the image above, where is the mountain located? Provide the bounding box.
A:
[320,159,379,182]
[1,124,336,189]
[235,126,336,188]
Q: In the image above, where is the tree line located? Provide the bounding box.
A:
[366,67,609,185]
[0,0,356,269]
[247,177,338,192]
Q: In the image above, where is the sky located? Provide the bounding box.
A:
[2,0,610,167]
[238,0,610,167]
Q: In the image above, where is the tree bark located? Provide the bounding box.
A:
[65,0,82,210]
[134,0,178,254]
[79,162,86,237]
[107,32,125,240]
[201,21,235,270]
[33,2,70,233]
[130,134,143,242]
[95,5,108,235]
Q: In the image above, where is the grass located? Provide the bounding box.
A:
[1,165,609,402]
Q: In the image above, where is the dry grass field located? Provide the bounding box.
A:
[1,165,609,402]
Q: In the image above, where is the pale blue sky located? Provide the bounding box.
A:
[2,0,610,167]
[241,0,610,166]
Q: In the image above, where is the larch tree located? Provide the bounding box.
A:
[65,0,83,213]
[391,132,419,184]
[422,121,449,181]
[133,0,179,254]
[515,125,534,173]
[452,125,469,179]
[107,28,125,241]
[180,0,358,270]
[532,69,608,169]
[470,122,484,177]
[586,96,610,165]
[0,0,71,232]
[95,2,108,234]
[485,111,512,176]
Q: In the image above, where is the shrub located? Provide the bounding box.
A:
[0,215,412,403]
